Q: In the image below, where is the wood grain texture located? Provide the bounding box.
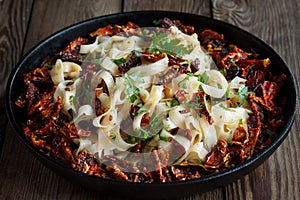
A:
[23,0,122,54]
[0,0,33,97]
[0,0,33,160]
[124,0,211,17]
[212,0,300,199]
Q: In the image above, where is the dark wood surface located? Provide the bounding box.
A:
[0,0,299,199]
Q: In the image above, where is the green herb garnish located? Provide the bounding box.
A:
[159,135,168,142]
[238,119,243,125]
[152,19,161,25]
[225,89,230,98]
[112,57,126,66]
[219,103,231,111]
[229,59,238,67]
[198,71,209,84]
[136,113,165,142]
[171,98,180,107]
[266,129,275,136]
[184,99,205,110]
[165,98,180,108]
[110,133,117,140]
[123,73,140,103]
[220,68,227,75]
[149,32,191,57]
[45,64,53,70]
[237,85,249,105]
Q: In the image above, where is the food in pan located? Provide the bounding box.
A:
[15,18,286,182]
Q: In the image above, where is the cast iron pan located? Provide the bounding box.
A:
[5,11,297,199]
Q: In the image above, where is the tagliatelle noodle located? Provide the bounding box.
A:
[199,70,228,98]
[128,56,169,76]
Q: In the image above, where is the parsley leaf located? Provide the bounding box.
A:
[238,119,243,125]
[45,64,53,70]
[112,57,126,66]
[152,19,161,25]
[184,99,205,110]
[159,135,168,142]
[229,59,238,67]
[219,103,231,111]
[137,113,165,141]
[171,98,180,107]
[237,85,248,105]
[110,133,117,140]
[165,98,180,108]
[225,89,230,98]
[198,71,209,84]
[123,73,140,103]
[220,68,227,75]
[266,129,275,136]
[149,32,191,57]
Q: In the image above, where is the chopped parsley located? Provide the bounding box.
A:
[159,135,168,142]
[229,59,238,67]
[225,89,230,98]
[165,98,180,108]
[134,109,148,117]
[219,103,231,111]
[238,119,243,125]
[45,64,53,70]
[94,59,101,66]
[165,101,171,107]
[123,73,140,103]
[152,19,161,25]
[217,83,222,89]
[220,67,227,75]
[184,99,205,110]
[198,71,209,84]
[137,103,143,108]
[110,133,117,140]
[171,98,180,107]
[136,113,165,142]
[112,57,126,66]
[198,71,209,91]
[69,95,75,105]
[266,129,275,136]
[149,32,191,57]
[186,72,194,77]
[237,85,249,105]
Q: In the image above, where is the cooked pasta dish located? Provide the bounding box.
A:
[16,18,286,182]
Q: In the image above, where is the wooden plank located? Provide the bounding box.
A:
[212,0,300,199]
[124,1,223,200]
[123,0,211,17]
[0,0,33,98]
[23,0,122,54]
[0,0,32,199]
[0,0,122,199]
[0,0,33,159]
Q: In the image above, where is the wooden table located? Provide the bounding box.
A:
[0,0,299,199]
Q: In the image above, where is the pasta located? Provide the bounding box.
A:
[16,18,287,182]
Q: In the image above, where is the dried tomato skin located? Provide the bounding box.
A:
[160,17,194,35]
[118,52,142,75]
[60,37,88,63]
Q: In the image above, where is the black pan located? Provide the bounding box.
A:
[5,11,297,199]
